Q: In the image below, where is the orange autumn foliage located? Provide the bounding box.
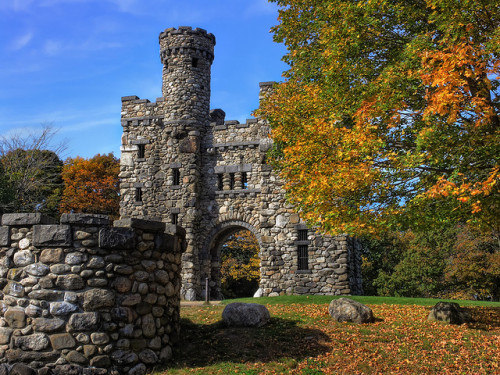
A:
[59,153,120,218]
[259,0,500,236]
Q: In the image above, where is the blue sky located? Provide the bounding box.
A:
[0,0,287,159]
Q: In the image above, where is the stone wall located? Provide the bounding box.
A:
[119,26,364,300]
[0,213,185,375]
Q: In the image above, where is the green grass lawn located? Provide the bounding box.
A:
[156,295,500,374]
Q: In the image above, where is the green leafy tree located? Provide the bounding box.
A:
[445,225,500,301]
[0,127,64,215]
[259,0,500,236]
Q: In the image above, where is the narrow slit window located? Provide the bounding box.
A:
[217,174,224,190]
[137,144,145,159]
[173,168,181,185]
[242,172,248,189]
[135,188,143,202]
[229,173,235,190]
[171,213,179,225]
[298,245,309,270]
[191,57,198,67]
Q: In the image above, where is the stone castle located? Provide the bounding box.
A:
[119,26,363,300]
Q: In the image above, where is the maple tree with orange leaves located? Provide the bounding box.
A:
[59,153,120,218]
[259,0,499,236]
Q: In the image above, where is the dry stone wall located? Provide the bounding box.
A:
[119,26,364,300]
[0,213,185,375]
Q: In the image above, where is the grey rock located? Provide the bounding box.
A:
[67,312,99,331]
[32,318,65,333]
[13,333,50,351]
[82,289,115,311]
[33,225,72,247]
[87,256,105,269]
[28,289,64,301]
[90,355,111,367]
[222,303,270,327]
[25,263,50,276]
[428,302,473,325]
[138,348,158,364]
[3,280,25,297]
[4,307,26,328]
[50,333,76,350]
[49,302,78,316]
[110,350,138,365]
[25,304,43,317]
[65,252,86,265]
[1,213,56,226]
[5,349,59,363]
[40,248,64,264]
[13,250,35,267]
[99,227,136,249]
[328,298,374,324]
[55,275,85,290]
[60,213,110,225]
[65,350,88,364]
[90,332,110,345]
[10,363,36,375]
[0,327,13,344]
[0,226,9,247]
[128,363,147,375]
[141,314,156,338]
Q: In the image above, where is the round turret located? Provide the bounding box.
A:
[159,26,216,121]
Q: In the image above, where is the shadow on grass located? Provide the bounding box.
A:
[467,306,500,330]
[163,317,331,370]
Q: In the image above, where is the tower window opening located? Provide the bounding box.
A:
[173,168,181,186]
[229,173,235,190]
[191,57,199,67]
[217,174,223,190]
[242,172,248,189]
[171,213,179,225]
[298,229,308,241]
[137,144,145,159]
[298,245,309,270]
[135,188,143,202]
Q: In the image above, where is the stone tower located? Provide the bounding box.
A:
[119,27,363,300]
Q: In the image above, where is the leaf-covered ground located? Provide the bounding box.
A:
[157,298,500,374]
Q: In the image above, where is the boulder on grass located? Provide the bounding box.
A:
[328,297,374,324]
[428,302,472,325]
[222,303,270,327]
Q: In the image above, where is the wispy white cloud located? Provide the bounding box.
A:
[0,0,35,12]
[9,32,34,51]
[42,40,62,56]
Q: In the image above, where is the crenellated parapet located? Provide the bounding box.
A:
[159,26,215,65]
[0,213,185,374]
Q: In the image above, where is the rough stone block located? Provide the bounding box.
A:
[113,218,165,232]
[33,225,72,247]
[50,333,76,350]
[82,289,115,311]
[68,312,99,332]
[99,227,136,249]
[1,213,56,226]
[32,318,65,333]
[40,248,65,264]
[13,333,50,351]
[0,327,13,344]
[0,226,9,247]
[60,213,110,226]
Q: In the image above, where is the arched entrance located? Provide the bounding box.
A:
[203,221,262,300]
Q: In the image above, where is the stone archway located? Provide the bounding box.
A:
[203,220,262,300]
